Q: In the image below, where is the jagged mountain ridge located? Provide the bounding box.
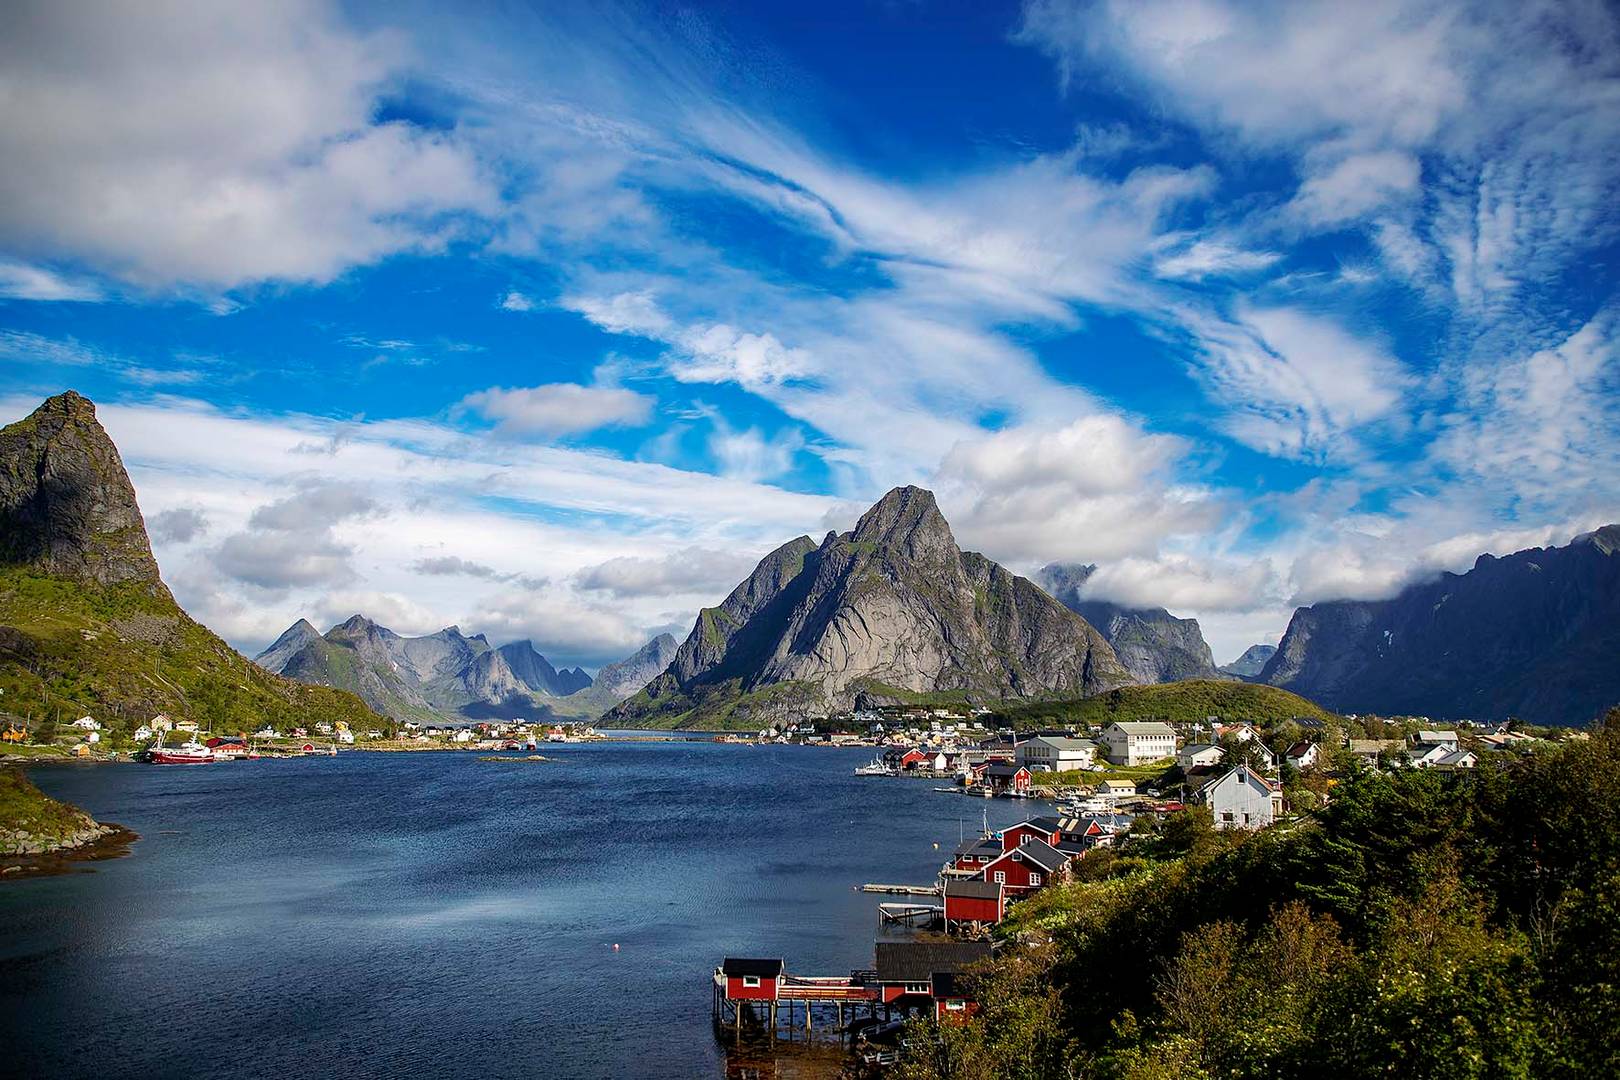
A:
[258,616,587,720]
[0,391,381,734]
[609,486,1134,728]
[1219,644,1277,680]
[258,616,651,722]
[1034,563,1224,684]
[1261,527,1620,725]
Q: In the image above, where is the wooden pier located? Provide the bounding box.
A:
[712,964,883,1043]
[878,901,942,927]
[857,882,939,896]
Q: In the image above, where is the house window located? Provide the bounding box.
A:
[905,982,930,994]
[945,999,966,1011]
[994,871,1006,884]
[1030,873,1042,886]
[1020,834,1031,845]
[742,976,761,988]
[1222,811,1235,823]
[976,855,987,863]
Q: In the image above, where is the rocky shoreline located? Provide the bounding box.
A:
[0,765,138,879]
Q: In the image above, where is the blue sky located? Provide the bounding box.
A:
[2,0,1618,666]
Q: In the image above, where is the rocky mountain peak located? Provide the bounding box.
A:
[1034,562,1221,684]
[850,485,955,559]
[1575,524,1620,556]
[614,486,1133,726]
[0,389,167,593]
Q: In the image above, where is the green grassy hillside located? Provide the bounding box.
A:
[0,765,99,849]
[990,678,1333,729]
[0,568,381,742]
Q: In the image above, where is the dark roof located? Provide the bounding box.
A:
[991,837,1067,873]
[982,764,1027,778]
[721,958,784,978]
[1023,815,1062,833]
[874,941,993,984]
[1055,839,1088,856]
[944,879,1003,900]
[952,838,1001,858]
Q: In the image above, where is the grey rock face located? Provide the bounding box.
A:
[258,616,596,720]
[255,619,322,675]
[590,633,679,700]
[1035,563,1222,684]
[1261,526,1620,725]
[1219,644,1277,680]
[612,486,1133,724]
[0,390,168,593]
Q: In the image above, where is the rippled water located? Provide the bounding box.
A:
[2,739,1043,1079]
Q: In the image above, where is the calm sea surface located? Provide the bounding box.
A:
[2,738,1044,1079]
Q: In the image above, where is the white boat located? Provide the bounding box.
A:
[853,758,893,776]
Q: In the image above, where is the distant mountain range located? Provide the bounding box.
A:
[255,616,673,723]
[0,391,380,734]
[1220,644,1277,680]
[608,486,1132,729]
[1033,563,1224,684]
[1260,527,1620,725]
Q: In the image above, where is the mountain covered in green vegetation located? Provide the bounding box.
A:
[608,486,1132,729]
[0,391,381,741]
[990,679,1332,729]
[896,711,1620,1079]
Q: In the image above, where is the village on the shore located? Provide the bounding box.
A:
[712,703,1580,1061]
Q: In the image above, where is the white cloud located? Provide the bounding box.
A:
[460,383,655,439]
[148,507,209,545]
[1180,304,1410,461]
[213,480,380,591]
[1154,239,1281,281]
[707,421,804,483]
[499,290,534,312]
[1080,553,1278,613]
[932,416,1220,564]
[0,1,497,290]
[575,548,760,600]
[1288,150,1421,226]
[0,259,103,301]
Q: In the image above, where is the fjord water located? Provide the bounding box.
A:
[2,740,1039,1079]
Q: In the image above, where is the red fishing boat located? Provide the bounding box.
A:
[148,739,214,764]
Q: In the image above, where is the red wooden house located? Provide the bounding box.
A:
[981,764,1032,794]
[998,816,1063,850]
[931,972,979,1022]
[872,941,992,1010]
[947,837,1002,873]
[720,957,783,1001]
[944,879,1005,930]
[980,838,1068,897]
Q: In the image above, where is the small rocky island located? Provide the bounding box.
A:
[1,766,134,876]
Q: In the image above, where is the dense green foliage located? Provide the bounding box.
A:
[989,680,1333,729]
[897,710,1620,1079]
[0,568,380,743]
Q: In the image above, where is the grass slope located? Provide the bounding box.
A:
[0,766,92,846]
[616,678,824,730]
[0,568,381,741]
[990,678,1333,729]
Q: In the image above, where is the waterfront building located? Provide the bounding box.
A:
[1099,721,1176,765]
